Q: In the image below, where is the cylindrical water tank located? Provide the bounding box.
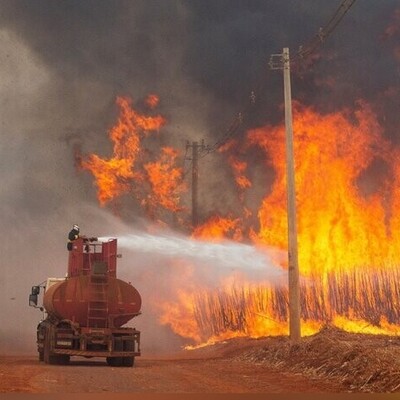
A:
[43,275,141,328]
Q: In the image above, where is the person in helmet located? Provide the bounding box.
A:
[67,224,80,251]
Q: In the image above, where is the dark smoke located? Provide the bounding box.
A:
[0,0,399,354]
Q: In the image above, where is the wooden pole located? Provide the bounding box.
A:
[191,141,199,228]
[282,47,301,343]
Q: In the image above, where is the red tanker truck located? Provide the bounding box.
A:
[29,236,141,367]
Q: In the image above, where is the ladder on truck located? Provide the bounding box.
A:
[87,261,109,328]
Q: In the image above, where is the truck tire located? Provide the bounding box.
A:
[43,327,64,365]
[122,357,134,367]
[106,336,124,367]
[122,338,135,367]
[43,329,53,364]
[58,355,70,365]
[106,357,120,367]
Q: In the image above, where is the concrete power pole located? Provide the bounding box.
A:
[186,140,206,228]
[269,47,301,343]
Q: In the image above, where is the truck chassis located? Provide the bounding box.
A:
[37,319,140,367]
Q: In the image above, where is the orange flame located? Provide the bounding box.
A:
[192,215,243,242]
[80,96,166,206]
[80,156,137,205]
[146,94,160,109]
[144,146,187,214]
[159,290,203,343]
[219,139,251,197]
[249,101,392,276]
[77,93,400,343]
[161,100,400,344]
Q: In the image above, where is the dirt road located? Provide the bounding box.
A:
[4,328,397,394]
[0,354,341,393]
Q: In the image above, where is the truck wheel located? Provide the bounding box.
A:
[106,357,119,366]
[107,336,123,367]
[122,339,135,367]
[122,357,134,367]
[43,330,51,364]
[43,328,60,365]
[58,355,70,365]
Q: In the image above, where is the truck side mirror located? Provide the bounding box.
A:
[31,286,40,295]
[29,293,38,307]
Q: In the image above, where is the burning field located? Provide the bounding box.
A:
[2,0,400,367]
[75,67,400,347]
[77,4,400,348]
[3,1,400,394]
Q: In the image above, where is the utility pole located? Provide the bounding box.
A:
[269,47,301,343]
[186,140,207,228]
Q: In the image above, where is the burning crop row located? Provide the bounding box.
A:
[191,268,400,344]
[77,90,400,345]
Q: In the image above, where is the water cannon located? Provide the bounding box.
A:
[82,236,98,243]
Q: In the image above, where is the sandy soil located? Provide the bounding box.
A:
[1,327,398,393]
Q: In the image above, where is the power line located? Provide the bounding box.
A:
[198,90,258,159]
[294,0,357,63]
[198,0,357,158]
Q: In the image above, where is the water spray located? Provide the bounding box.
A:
[98,231,287,282]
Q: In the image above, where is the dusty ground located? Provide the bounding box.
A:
[1,326,399,393]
